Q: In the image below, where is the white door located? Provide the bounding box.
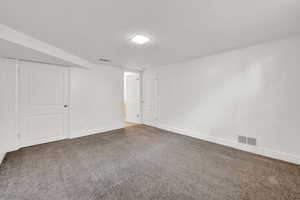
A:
[19,61,69,147]
[125,73,141,123]
[142,74,158,125]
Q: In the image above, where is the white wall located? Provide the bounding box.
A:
[0,58,17,159]
[70,66,124,138]
[0,59,124,161]
[145,36,300,164]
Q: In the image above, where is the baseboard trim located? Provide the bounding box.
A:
[0,144,21,166]
[1,122,125,157]
[70,122,125,139]
[0,152,6,166]
[143,120,157,127]
[148,122,300,165]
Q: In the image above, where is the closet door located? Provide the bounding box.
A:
[19,61,69,147]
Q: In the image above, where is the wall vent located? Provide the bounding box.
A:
[238,135,257,146]
[247,137,257,146]
[99,58,111,63]
[238,135,247,144]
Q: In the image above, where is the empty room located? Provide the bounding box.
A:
[1,1,300,199]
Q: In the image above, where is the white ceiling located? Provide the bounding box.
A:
[1,0,300,69]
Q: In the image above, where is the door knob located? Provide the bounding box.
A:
[64,105,68,108]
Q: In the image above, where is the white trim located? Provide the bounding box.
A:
[63,67,71,140]
[67,68,71,139]
[2,122,125,154]
[0,146,20,166]
[3,145,20,153]
[20,136,67,148]
[70,121,125,139]
[0,24,96,69]
[143,121,157,127]
[147,122,300,165]
[140,72,144,123]
[16,59,21,152]
[4,57,70,67]
[0,152,6,166]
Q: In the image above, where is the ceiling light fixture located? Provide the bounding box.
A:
[131,34,150,45]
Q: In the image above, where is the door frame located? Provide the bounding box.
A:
[16,59,71,148]
[123,70,143,124]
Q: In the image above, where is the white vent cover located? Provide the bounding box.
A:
[238,135,257,146]
[247,137,257,146]
[238,135,247,144]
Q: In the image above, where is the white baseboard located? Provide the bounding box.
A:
[70,121,125,139]
[0,144,21,166]
[148,122,300,165]
[143,120,157,127]
[1,122,125,157]
[0,152,6,166]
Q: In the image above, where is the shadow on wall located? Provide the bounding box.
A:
[164,57,275,136]
[155,37,300,161]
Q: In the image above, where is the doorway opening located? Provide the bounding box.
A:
[123,71,141,127]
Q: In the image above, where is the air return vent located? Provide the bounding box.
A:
[247,137,257,146]
[99,58,111,63]
[238,135,257,146]
[238,135,247,144]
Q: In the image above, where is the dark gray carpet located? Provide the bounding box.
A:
[1,125,300,200]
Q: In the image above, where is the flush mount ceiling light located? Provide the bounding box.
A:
[131,34,150,45]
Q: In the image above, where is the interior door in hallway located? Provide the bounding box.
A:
[19,61,69,147]
[142,74,158,124]
[125,73,141,124]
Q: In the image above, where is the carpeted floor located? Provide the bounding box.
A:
[0,125,300,200]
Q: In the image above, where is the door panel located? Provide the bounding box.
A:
[143,75,158,124]
[19,61,69,147]
[29,68,64,105]
[125,74,141,123]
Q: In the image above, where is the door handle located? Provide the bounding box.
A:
[64,105,68,108]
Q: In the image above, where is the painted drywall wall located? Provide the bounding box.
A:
[70,66,124,138]
[0,58,124,160]
[145,36,300,164]
[0,58,17,158]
